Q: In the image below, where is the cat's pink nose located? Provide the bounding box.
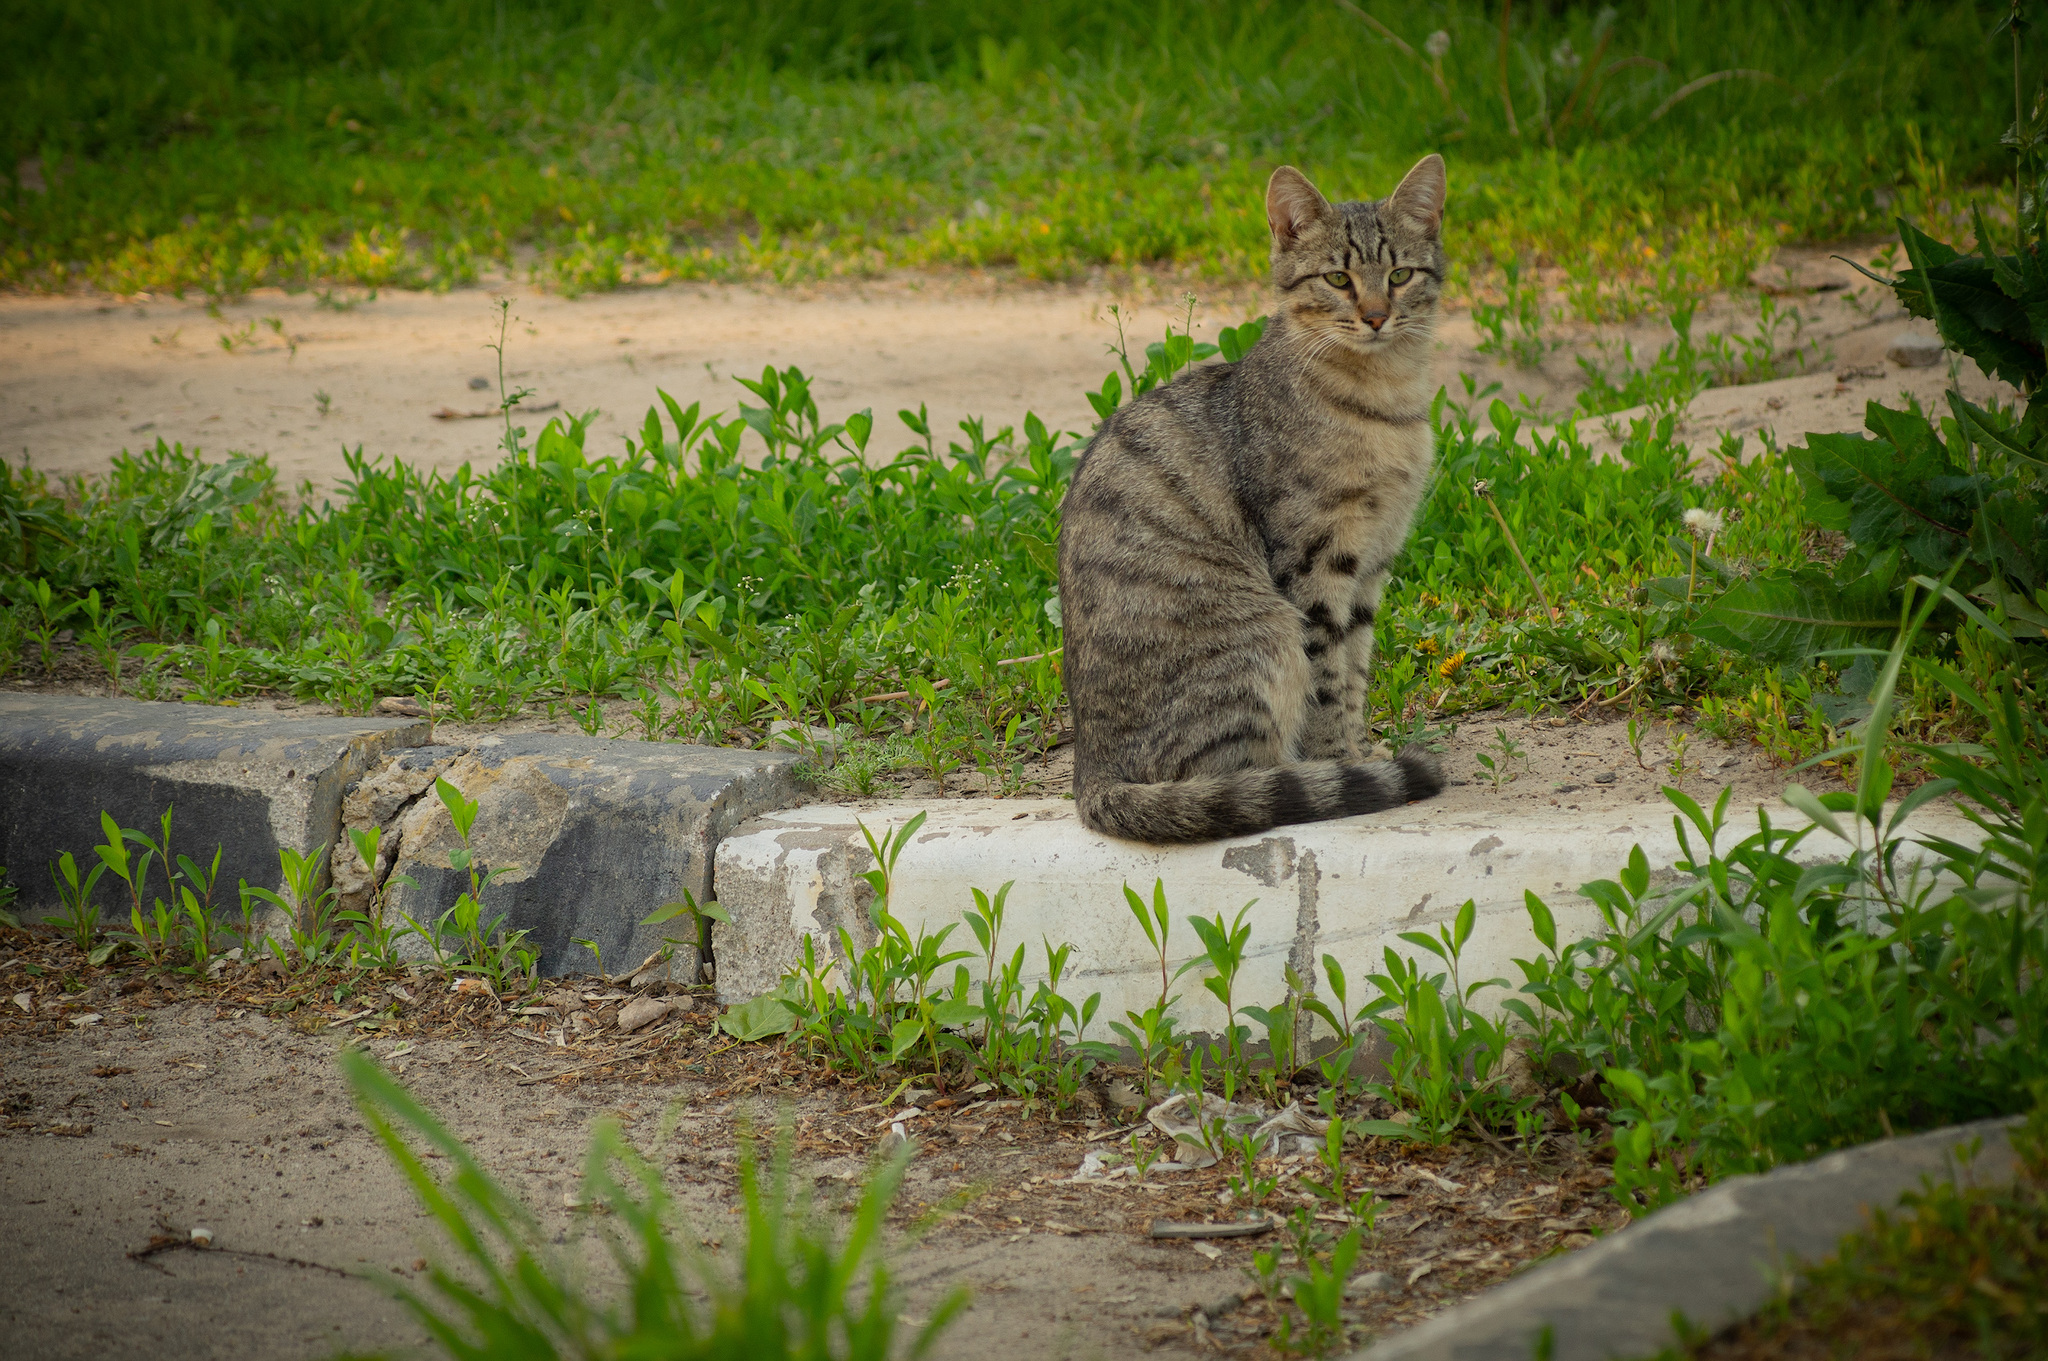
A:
[1364,311,1388,332]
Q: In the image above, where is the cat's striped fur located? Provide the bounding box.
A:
[1059,157,1449,844]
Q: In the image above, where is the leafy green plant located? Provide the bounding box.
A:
[411,777,535,992]
[1691,33,2048,667]
[1504,596,2045,1213]
[338,1048,965,1360]
[1178,900,1258,1100]
[1476,726,1528,789]
[765,815,1113,1108]
[639,887,731,985]
[1365,899,1513,1144]
[247,843,341,970]
[44,850,108,957]
[1107,879,1185,1097]
[338,825,419,971]
[1242,963,1307,1103]
[1225,1129,1277,1209]
[1271,1226,1362,1358]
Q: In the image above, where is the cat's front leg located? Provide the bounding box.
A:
[1292,591,1354,761]
[1340,574,1389,758]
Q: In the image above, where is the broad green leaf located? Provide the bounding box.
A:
[1781,784,1848,841]
[717,991,798,1041]
[1524,891,1557,953]
[888,1018,926,1062]
[1691,570,1897,665]
[1894,218,2044,391]
[929,998,982,1028]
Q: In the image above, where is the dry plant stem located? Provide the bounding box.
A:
[1553,30,1613,133]
[1474,487,1555,620]
[1642,70,1799,127]
[1594,675,1646,709]
[1497,0,1520,137]
[1332,0,1417,60]
[856,650,1060,705]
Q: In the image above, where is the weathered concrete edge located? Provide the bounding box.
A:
[0,695,432,915]
[1352,1115,2026,1361]
[705,797,1981,1023]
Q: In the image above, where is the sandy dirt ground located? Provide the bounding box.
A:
[0,249,1997,1361]
[0,690,1842,1361]
[0,246,2016,492]
[2,944,1629,1361]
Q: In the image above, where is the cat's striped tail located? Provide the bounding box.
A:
[1075,746,1444,845]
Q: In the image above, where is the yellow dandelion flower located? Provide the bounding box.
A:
[1416,638,1440,656]
[1437,650,1467,679]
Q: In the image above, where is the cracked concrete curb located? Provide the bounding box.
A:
[0,695,427,918]
[708,796,1979,1026]
[0,697,807,979]
[353,735,806,977]
[1350,1115,2028,1361]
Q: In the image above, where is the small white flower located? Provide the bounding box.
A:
[1472,478,1492,497]
[1682,507,1725,539]
[1425,29,1451,59]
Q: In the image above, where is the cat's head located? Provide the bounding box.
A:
[1264,155,1447,359]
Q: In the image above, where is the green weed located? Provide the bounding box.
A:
[339,1048,964,1360]
[0,2,2011,305]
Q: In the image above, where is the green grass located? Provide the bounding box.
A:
[338,1048,965,1360]
[0,0,2023,307]
[1654,1101,2048,1360]
[0,296,2020,786]
[0,310,1911,781]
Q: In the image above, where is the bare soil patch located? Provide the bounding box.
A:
[0,246,2012,492]
[2,926,1628,1360]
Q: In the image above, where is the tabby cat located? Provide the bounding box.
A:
[1058,156,1449,844]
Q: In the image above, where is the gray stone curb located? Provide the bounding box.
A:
[369,734,805,977]
[0,695,427,916]
[1351,1115,2027,1361]
[0,697,806,978]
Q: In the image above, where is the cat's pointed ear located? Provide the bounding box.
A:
[1266,166,1330,250]
[1388,153,1447,236]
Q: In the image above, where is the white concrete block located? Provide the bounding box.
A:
[711,793,1980,1040]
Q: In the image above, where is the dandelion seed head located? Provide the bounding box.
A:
[1425,30,1451,58]
[1683,507,1725,539]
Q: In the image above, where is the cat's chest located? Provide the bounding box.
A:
[1275,436,1433,570]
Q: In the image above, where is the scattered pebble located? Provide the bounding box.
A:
[1886,328,1945,368]
[189,1225,215,1247]
[1347,1270,1400,1297]
[615,996,673,1033]
[1593,770,1618,784]
[468,376,491,390]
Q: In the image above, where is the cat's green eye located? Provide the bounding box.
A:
[1388,267,1414,285]
[1324,271,1351,288]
